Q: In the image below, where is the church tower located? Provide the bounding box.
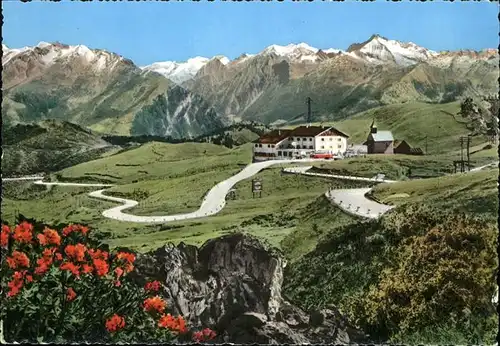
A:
[370,118,378,134]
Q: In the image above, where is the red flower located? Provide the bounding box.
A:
[7,271,26,298]
[114,280,121,287]
[37,234,48,246]
[105,314,126,333]
[62,224,89,237]
[60,262,80,277]
[64,244,87,263]
[82,264,93,274]
[12,222,33,243]
[116,252,136,264]
[114,267,124,279]
[93,259,109,277]
[25,275,33,283]
[115,252,135,273]
[158,314,187,334]
[55,253,63,261]
[6,257,17,269]
[41,227,61,246]
[66,287,77,302]
[7,251,31,269]
[143,296,166,314]
[192,328,216,342]
[42,247,57,260]
[1,224,10,248]
[35,257,52,276]
[144,280,161,292]
[88,249,109,261]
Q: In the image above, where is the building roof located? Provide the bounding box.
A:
[409,147,424,155]
[253,129,292,144]
[370,131,394,142]
[289,126,349,138]
[318,127,350,138]
[289,126,329,137]
[393,139,410,148]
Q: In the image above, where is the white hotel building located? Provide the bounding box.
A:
[252,125,349,160]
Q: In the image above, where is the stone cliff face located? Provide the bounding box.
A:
[131,233,367,344]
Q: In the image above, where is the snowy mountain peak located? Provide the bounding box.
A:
[36,41,52,49]
[262,42,319,56]
[142,56,211,85]
[2,42,125,73]
[213,55,230,65]
[261,42,321,62]
[347,34,438,66]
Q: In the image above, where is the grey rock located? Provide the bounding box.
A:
[132,233,366,344]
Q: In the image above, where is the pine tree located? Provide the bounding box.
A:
[458,97,476,118]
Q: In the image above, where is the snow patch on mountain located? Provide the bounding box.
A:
[261,43,321,62]
[2,41,124,72]
[142,56,211,84]
[322,48,343,54]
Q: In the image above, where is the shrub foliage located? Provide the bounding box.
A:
[283,205,498,344]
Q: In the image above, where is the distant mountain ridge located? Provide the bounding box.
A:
[2,35,497,133]
[2,42,226,138]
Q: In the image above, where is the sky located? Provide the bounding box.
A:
[2,0,499,66]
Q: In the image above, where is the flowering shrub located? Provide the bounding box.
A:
[1,219,216,343]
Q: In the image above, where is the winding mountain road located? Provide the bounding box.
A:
[284,161,498,219]
[4,159,323,224]
[3,160,497,224]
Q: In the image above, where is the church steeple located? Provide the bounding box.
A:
[370,118,377,134]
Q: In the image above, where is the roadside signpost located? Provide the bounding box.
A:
[252,179,262,198]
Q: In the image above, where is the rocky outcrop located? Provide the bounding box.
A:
[132,233,367,344]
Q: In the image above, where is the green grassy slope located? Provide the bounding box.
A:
[370,168,498,218]
[1,120,117,176]
[287,102,488,154]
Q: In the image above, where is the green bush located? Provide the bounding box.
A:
[283,205,498,343]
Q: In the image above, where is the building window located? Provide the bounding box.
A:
[321,146,324,149]
[302,138,306,141]
[309,145,313,149]
[329,146,333,149]
[302,145,307,149]
[338,138,342,141]
[309,138,312,141]
[321,138,324,141]
[271,144,275,148]
[259,144,262,148]
[329,138,332,141]
[290,137,294,141]
[338,144,342,148]
[278,151,282,156]
[255,144,259,147]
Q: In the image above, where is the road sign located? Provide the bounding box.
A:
[252,180,262,192]
[252,179,262,198]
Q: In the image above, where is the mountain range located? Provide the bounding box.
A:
[2,35,497,136]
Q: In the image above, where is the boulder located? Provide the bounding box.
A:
[131,233,367,344]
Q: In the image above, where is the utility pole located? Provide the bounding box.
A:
[306,97,312,125]
[459,137,464,173]
[466,134,471,172]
